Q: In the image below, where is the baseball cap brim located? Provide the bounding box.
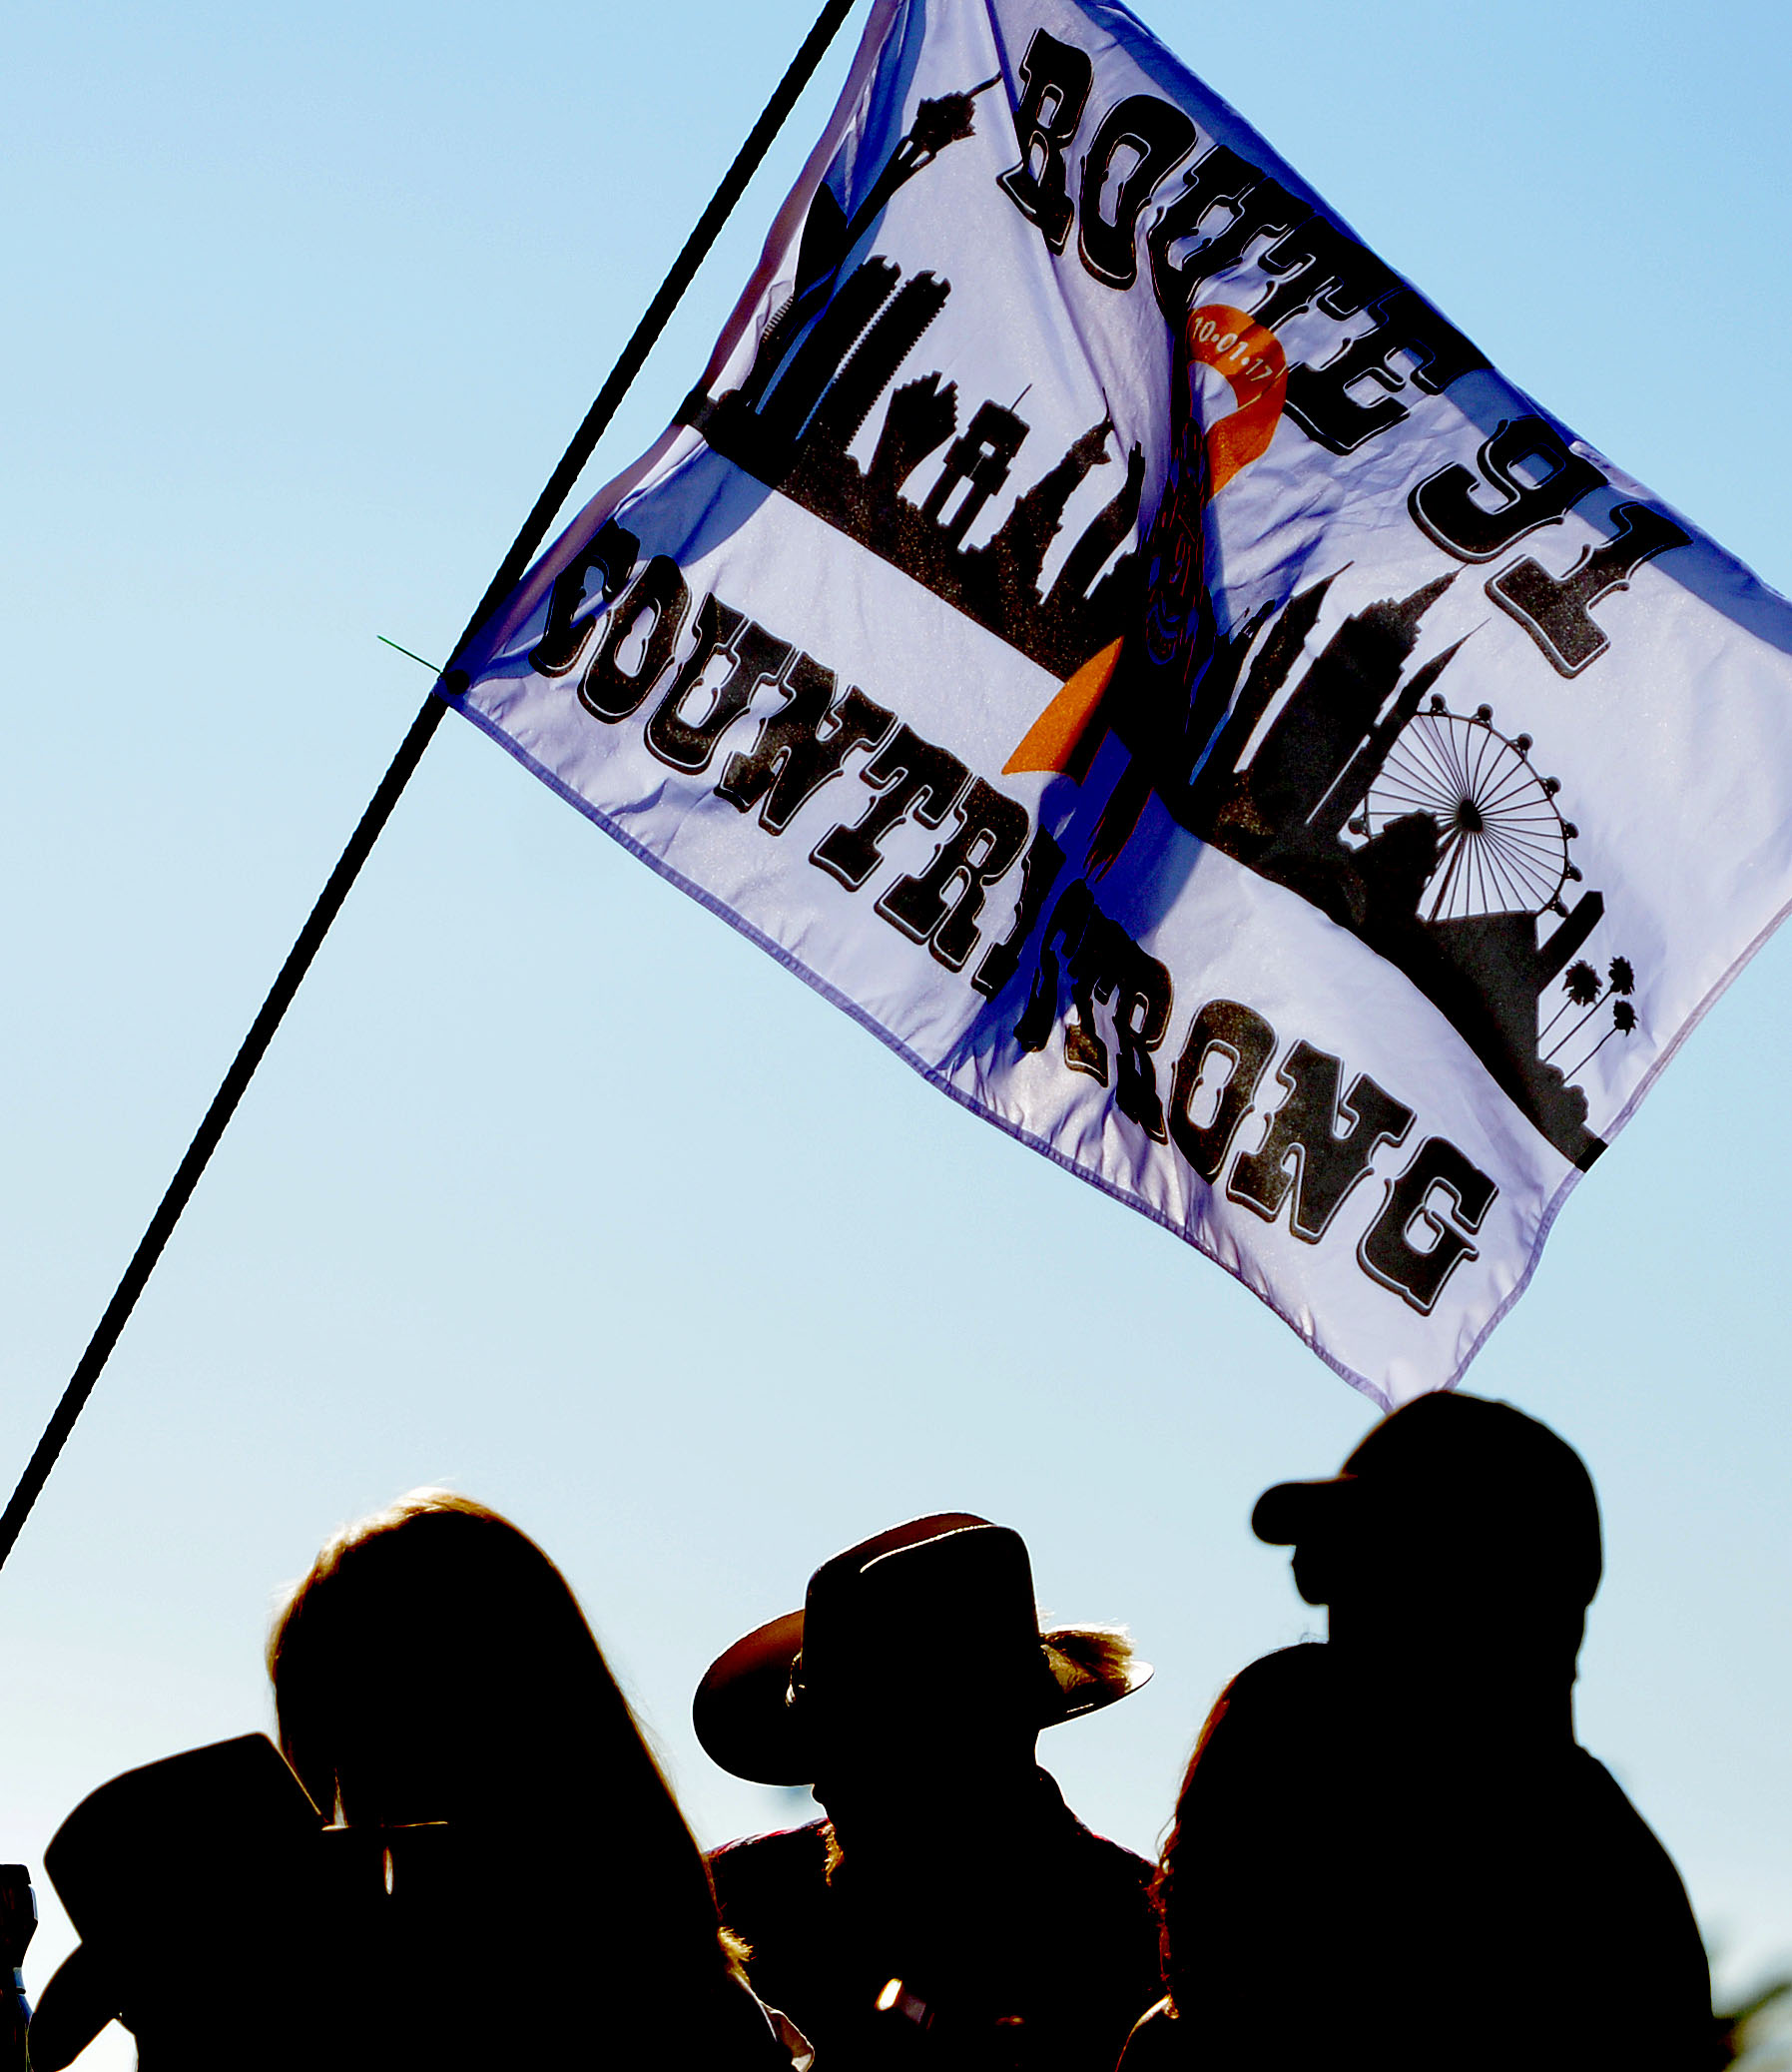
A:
[1251,1474,1356,1547]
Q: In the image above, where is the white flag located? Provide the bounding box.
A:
[448,0,1792,1406]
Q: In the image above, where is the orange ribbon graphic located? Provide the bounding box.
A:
[1189,303,1287,493]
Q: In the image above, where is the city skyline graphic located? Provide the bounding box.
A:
[681,91,1633,1166]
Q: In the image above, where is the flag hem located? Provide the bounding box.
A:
[443,684,1606,1410]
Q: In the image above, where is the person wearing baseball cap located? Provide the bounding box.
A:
[695,1512,1161,2070]
[1123,1393,1714,2072]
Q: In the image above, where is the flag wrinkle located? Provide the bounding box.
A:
[449,0,1792,1400]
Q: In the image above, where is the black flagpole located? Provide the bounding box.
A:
[0,0,861,1581]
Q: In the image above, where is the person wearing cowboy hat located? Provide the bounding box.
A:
[1122,1392,1714,2072]
[695,1513,1161,2070]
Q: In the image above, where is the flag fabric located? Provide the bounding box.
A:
[445,0,1792,1406]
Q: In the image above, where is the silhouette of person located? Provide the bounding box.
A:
[0,1868,33,2072]
[696,1513,1160,2069]
[30,1732,355,2072]
[268,1489,809,2069]
[1121,1393,1716,2072]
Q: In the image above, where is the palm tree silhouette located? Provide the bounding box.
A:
[1545,956,1637,1064]
[1540,959,1602,1041]
[1564,998,1638,1078]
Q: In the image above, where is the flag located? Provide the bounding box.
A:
[445,0,1792,1406]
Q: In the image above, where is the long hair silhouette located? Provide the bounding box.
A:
[268,1491,758,2064]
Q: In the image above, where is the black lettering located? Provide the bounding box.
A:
[1488,502,1692,677]
[1358,1135,1496,1314]
[1061,915,1112,1082]
[1006,889,1170,1133]
[996,30,1094,254]
[1144,163,1488,451]
[972,827,1065,1000]
[878,778,1032,971]
[578,554,690,723]
[1071,918,1172,1138]
[1014,881,1093,1051]
[1410,416,1605,562]
[1169,1000,1276,1183]
[1077,95,1197,290]
[1227,1043,1415,1241]
[1252,218,1392,333]
[645,597,793,774]
[1148,156,1308,323]
[810,725,969,890]
[1284,286,1490,453]
[714,653,895,831]
[530,520,640,678]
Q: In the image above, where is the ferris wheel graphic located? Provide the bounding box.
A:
[1353,697,1579,923]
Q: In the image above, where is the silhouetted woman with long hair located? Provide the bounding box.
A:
[268,1490,805,2067]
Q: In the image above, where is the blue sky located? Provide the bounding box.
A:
[5,1,1791,2057]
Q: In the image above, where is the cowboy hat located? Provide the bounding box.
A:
[29,1735,324,2070]
[694,1513,1150,1786]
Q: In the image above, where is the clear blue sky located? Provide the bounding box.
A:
[5,2,1790,2058]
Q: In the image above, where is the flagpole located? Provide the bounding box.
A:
[0,0,862,1582]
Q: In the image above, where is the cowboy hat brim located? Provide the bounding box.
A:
[693,1610,1151,1786]
[694,1612,813,1788]
[29,1941,120,2072]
